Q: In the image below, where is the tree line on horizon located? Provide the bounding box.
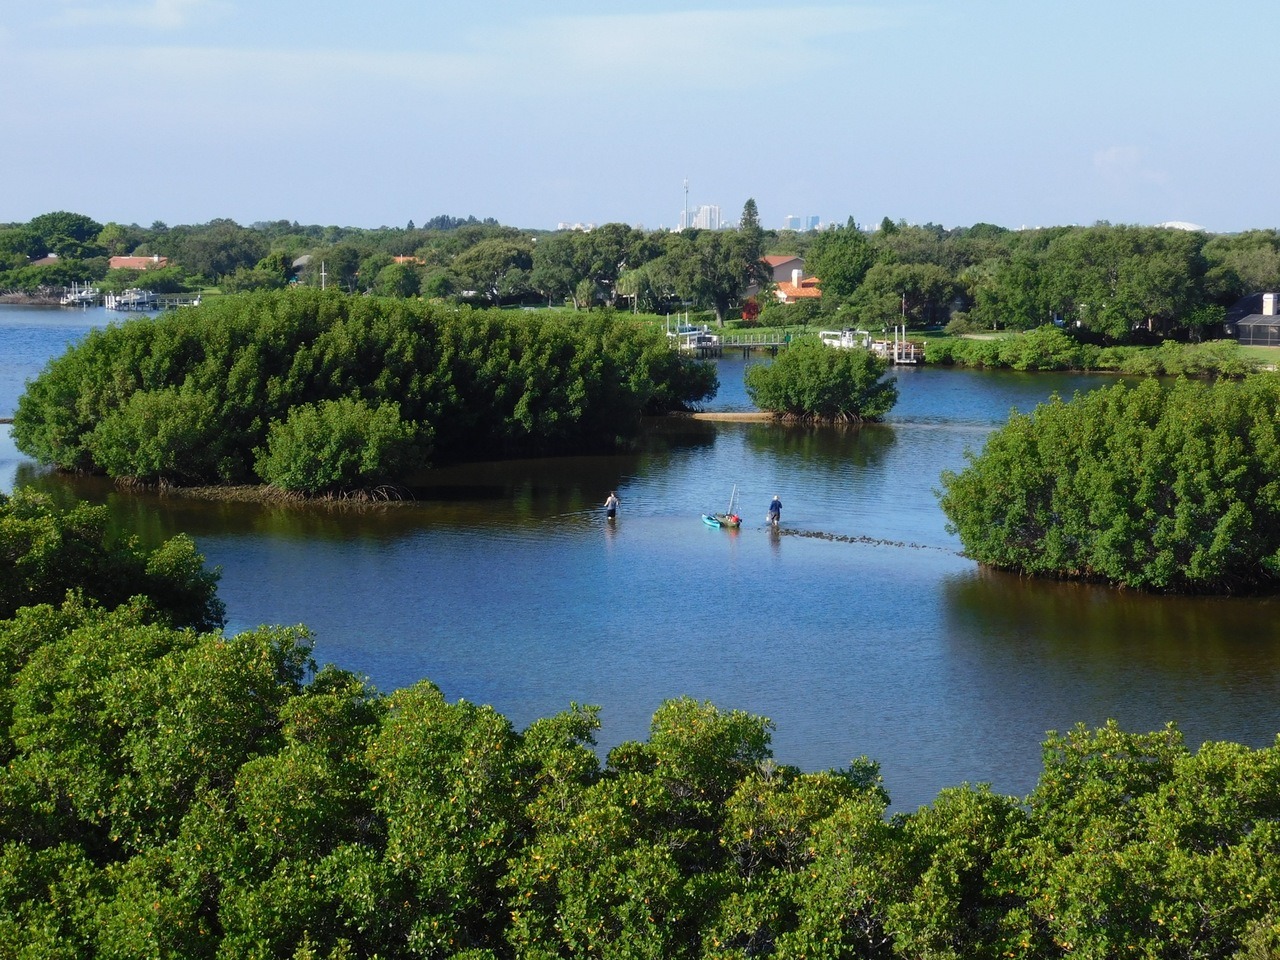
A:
[4,209,1280,341]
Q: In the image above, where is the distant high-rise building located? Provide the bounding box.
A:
[805,215,821,231]
[783,215,801,231]
[689,204,721,230]
[678,204,722,230]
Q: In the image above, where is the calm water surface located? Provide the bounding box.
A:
[4,304,1279,812]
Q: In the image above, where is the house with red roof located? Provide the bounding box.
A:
[774,269,822,303]
[108,255,169,270]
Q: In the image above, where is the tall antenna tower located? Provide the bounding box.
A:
[683,178,689,231]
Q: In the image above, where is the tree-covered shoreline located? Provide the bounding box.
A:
[6,211,1280,348]
[925,325,1261,376]
[12,289,716,494]
[940,376,1280,594]
[2,492,1280,958]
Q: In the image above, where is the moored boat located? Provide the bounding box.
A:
[701,484,741,528]
[702,512,741,529]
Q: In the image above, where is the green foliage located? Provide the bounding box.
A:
[254,398,422,495]
[939,375,1280,592]
[14,290,716,489]
[805,219,879,303]
[928,331,1257,376]
[158,218,269,281]
[745,339,898,422]
[453,238,533,305]
[1014,722,1280,958]
[7,475,1280,956]
[26,211,105,259]
[0,490,224,630]
[87,383,223,484]
[0,258,103,293]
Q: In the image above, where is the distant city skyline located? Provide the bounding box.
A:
[3,2,1278,234]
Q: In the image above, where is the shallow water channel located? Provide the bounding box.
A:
[4,305,1279,812]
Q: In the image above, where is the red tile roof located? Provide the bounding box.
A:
[109,255,169,270]
[775,276,822,301]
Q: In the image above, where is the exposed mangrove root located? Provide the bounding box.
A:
[128,481,416,507]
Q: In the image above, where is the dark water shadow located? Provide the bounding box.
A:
[938,566,1280,754]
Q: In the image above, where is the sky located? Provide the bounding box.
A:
[3,0,1278,234]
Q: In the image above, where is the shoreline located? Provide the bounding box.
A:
[0,293,60,306]
[671,410,773,422]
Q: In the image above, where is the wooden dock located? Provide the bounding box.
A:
[677,331,792,358]
[102,290,202,311]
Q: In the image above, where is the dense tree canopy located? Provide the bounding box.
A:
[25,211,105,259]
[805,218,878,302]
[3,209,1272,345]
[939,376,1280,593]
[13,289,717,490]
[3,204,1272,346]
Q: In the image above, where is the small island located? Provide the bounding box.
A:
[939,376,1280,593]
[12,289,717,496]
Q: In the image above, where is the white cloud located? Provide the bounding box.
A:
[46,0,223,31]
[11,5,910,104]
[476,6,905,88]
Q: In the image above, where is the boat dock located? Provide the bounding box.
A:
[671,328,792,358]
[821,326,925,364]
[102,290,202,311]
[57,286,203,311]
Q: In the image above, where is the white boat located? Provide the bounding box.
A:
[104,288,158,311]
[59,284,99,306]
[819,328,870,349]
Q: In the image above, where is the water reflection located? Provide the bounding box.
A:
[743,421,897,470]
[941,568,1280,762]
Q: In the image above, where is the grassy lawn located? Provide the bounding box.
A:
[1237,344,1280,366]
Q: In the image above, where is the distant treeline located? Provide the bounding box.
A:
[3,490,1280,957]
[5,210,1280,341]
[12,289,716,492]
[924,325,1259,375]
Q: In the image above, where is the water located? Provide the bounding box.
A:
[4,304,1280,812]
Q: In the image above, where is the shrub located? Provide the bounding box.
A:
[745,339,898,422]
[0,490,224,629]
[254,398,424,495]
[995,325,1083,371]
[87,384,222,484]
[15,291,716,486]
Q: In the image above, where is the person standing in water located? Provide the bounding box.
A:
[604,491,619,521]
[767,494,782,526]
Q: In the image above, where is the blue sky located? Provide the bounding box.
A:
[3,1,1277,233]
